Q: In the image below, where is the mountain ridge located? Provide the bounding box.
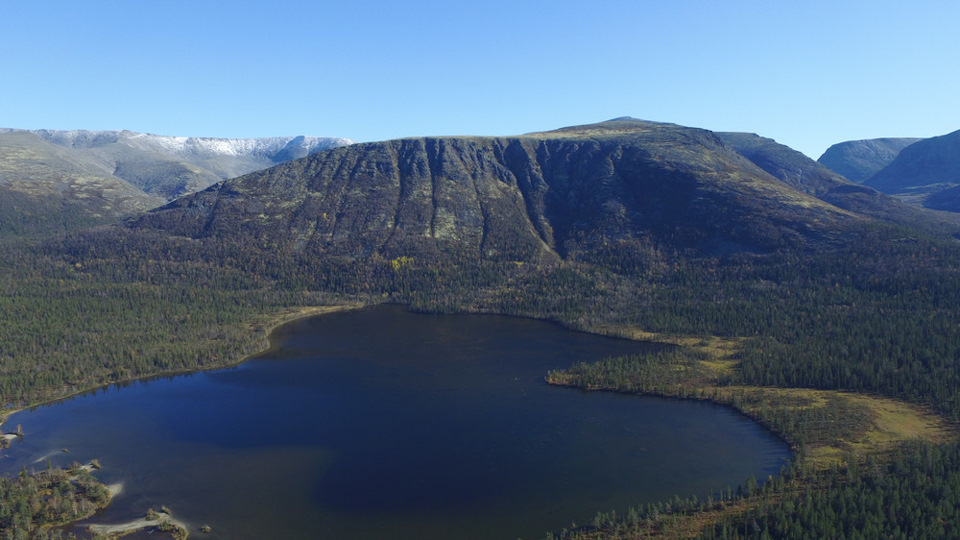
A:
[131,119,881,268]
[863,129,960,211]
[715,131,948,228]
[818,137,921,183]
[24,129,353,161]
[0,128,353,236]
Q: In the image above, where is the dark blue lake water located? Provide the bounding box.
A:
[0,305,789,539]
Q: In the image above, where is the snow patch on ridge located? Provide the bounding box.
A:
[25,129,354,160]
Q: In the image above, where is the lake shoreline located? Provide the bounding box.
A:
[544,357,956,539]
[0,305,792,540]
[1,303,955,538]
[0,303,366,538]
[0,303,369,432]
[85,508,189,539]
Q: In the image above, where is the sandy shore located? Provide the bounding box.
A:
[105,482,123,498]
[86,512,188,538]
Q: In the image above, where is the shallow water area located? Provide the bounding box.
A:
[1,305,789,539]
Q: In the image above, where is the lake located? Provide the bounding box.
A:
[0,304,789,539]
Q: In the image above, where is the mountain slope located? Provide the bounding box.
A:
[131,119,864,267]
[0,130,164,236]
[716,132,946,227]
[818,137,921,182]
[27,129,355,199]
[0,128,353,237]
[864,129,960,211]
[718,132,839,195]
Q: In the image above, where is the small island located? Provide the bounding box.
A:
[0,426,184,540]
[0,423,23,448]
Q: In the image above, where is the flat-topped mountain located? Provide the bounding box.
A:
[818,138,921,182]
[131,118,895,267]
[0,128,353,236]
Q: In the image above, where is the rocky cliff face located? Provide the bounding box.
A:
[131,119,866,265]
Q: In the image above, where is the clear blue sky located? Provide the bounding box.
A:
[1,1,957,159]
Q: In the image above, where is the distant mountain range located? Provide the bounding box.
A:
[6,119,959,242]
[818,130,960,212]
[717,132,936,228]
[0,128,353,236]
[130,118,950,266]
[861,130,960,211]
[9,118,960,540]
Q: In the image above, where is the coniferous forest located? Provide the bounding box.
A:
[2,121,960,538]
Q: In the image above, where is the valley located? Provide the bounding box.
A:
[2,118,960,538]
[818,129,960,213]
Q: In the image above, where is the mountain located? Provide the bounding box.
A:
[24,129,355,199]
[13,119,960,540]
[0,130,164,236]
[863,129,960,211]
[716,132,943,227]
[717,132,842,196]
[0,128,353,237]
[131,118,884,267]
[817,138,921,182]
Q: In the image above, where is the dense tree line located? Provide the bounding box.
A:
[548,349,878,452]
[0,464,108,539]
[704,442,960,540]
[5,221,960,417]
[545,347,960,539]
[590,229,960,420]
[0,190,120,240]
[547,441,960,540]
[0,232,359,407]
[1,214,960,537]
